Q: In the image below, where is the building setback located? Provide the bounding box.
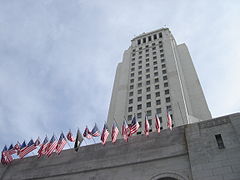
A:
[0,113,240,180]
[107,28,211,135]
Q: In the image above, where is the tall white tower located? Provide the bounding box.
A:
[107,28,211,135]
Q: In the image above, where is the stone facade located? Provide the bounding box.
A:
[1,113,240,180]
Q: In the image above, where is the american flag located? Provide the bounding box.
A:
[111,122,119,143]
[67,130,75,142]
[8,144,17,155]
[56,133,67,155]
[122,121,129,142]
[101,124,109,145]
[129,116,140,135]
[83,126,92,139]
[155,114,161,133]
[144,115,150,136]
[167,111,173,130]
[34,137,41,146]
[13,142,21,152]
[19,139,37,159]
[18,141,27,155]
[1,145,12,165]
[38,136,48,158]
[46,135,58,157]
[91,124,101,137]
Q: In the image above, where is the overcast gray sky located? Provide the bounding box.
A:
[0,0,239,149]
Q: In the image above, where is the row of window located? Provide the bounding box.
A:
[131,61,166,68]
[133,48,164,56]
[133,41,162,53]
[137,33,163,45]
[132,54,164,60]
[129,94,170,104]
[130,73,167,83]
[127,105,172,120]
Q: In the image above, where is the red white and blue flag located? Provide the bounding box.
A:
[18,141,27,155]
[83,126,92,139]
[38,136,48,158]
[46,135,58,157]
[129,116,140,136]
[1,145,12,165]
[56,133,67,155]
[155,114,161,133]
[144,115,150,136]
[122,121,129,142]
[19,139,37,159]
[91,124,101,137]
[101,123,109,145]
[13,142,21,153]
[111,122,119,143]
[8,144,17,155]
[34,137,41,146]
[67,130,75,142]
[167,111,173,130]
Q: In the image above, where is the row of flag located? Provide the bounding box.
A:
[1,113,173,165]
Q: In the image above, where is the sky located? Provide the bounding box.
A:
[0,0,240,149]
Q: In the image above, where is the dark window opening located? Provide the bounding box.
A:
[215,134,225,149]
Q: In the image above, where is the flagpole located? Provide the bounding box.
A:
[78,129,88,146]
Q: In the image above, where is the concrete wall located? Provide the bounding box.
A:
[1,113,239,180]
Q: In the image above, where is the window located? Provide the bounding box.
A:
[137,112,142,118]
[145,49,149,52]
[139,60,142,64]
[139,56,142,59]
[166,105,172,111]
[162,69,167,74]
[153,51,156,55]
[138,97,142,102]
[146,68,150,73]
[146,87,151,92]
[161,59,165,63]
[138,77,142,81]
[159,32,162,38]
[139,47,142,50]
[146,80,150,85]
[138,89,142,94]
[146,94,151,99]
[156,92,160,97]
[152,47,156,50]
[164,82,168,87]
[130,73,134,77]
[130,85,134,89]
[159,45,163,48]
[129,91,133,96]
[160,49,163,53]
[165,89,169,94]
[137,104,142,110]
[146,45,149,48]
[132,53,135,57]
[128,115,132,121]
[159,41,162,44]
[146,74,150,79]
[128,107,133,112]
[137,39,141,45]
[162,64,166,68]
[147,110,152,116]
[138,71,142,75]
[131,67,135,72]
[130,79,134,83]
[215,134,225,149]
[146,54,149,57]
[153,56,157,60]
[146,58,149,62]
[154,72,158,77]
[163,76,168,80]
[132,58,135,61]
[129,99,133,104]
[143,38,146,43]
[156,108,161,114]
[153,61,157,65]
[132,49,136,52]
[155,84,159,89]
[131,62,135,66]
[138,83,142,87]
[148,36,152,41]
[154,66,158,70]
[154,34,157,40]
[146,63,150,67]
[138,51,142,55]
[166,97,171,103]
[160,54,164,57]
[154,78,159,83]
[156,99,161,105]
